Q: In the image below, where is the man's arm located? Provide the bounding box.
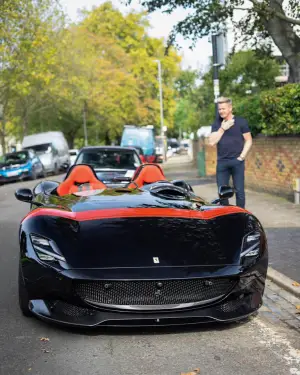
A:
[237,132,253,160]
[208,127,225,146]
[209,119,234,146]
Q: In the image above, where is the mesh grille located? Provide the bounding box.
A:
[51,301,96,318]
[218,297,245,313]
[74,278,236,307]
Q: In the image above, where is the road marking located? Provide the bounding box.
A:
[254,318,300,373]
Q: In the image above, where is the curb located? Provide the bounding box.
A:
[267,267,300,298]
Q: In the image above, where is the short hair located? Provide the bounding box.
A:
[217,97,232,105]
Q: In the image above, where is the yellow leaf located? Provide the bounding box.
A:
[292,282,300,287]
[181,369,200,375]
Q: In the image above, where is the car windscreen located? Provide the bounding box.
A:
[24,143,52,154]
[2,151,29,164]
[76,149,141,169]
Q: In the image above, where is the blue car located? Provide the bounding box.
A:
[0,150,45,184]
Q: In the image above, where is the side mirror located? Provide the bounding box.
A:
[15,188,33,203]
[219,185,234,200]
[211,185,234,205]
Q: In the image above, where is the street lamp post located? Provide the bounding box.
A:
[211,33,220,118]
[154,59,166,161]
[83,100,88,147]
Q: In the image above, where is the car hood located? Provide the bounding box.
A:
[34,211,254,270]
[0,162,28,170]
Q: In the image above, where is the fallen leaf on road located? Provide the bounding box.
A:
[180,369,200,375]
[292,282,300,287]
[40,337,50,342]
[28,369,32,372]
[296,305,300,310]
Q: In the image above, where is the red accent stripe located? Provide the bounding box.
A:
[21,206,248,223]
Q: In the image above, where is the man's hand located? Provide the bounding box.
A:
[221,119,234,131]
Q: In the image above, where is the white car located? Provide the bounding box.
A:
[69,149,79,165]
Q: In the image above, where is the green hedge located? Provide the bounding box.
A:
[260,84,300,135]
[234,94,263,136]
[233,84,300,136]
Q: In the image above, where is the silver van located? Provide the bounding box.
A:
[22,131,70,175]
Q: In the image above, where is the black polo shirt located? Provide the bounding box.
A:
[211,116,250,161]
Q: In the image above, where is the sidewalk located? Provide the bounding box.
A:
[163,155,300,282]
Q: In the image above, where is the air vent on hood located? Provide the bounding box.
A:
[149,183,188,200]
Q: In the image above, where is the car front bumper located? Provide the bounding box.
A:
[21,250,267,328]
[0,170,31,183]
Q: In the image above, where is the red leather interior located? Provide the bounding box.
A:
[127,164,167,188]
[57,165,106,196]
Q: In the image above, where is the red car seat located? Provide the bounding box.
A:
[127,164,167,189]
[57,165,107,196]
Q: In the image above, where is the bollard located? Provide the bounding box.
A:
[293,178,300,204]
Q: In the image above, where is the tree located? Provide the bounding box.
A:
[218,50,280,96]
[192,49,281,129]
[0,0,65,151]
[172,69,201,137]
[125,0,300,82]
[81,2,182,138]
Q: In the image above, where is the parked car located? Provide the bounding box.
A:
[72,146,142,187]
[121,125,157,163]
[0,150,44,184]
[15,163,268,328]
[22,131,70,174]
[123,145,146,163]
[69,149,79,166]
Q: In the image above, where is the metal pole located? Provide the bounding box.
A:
[212,33,220,118]
[156,60,165,161]
[83,101,88,146]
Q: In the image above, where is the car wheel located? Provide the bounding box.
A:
[40,168,46,178]
[53,163,59,175]
[18,263,32,317]
[29,170,37,180]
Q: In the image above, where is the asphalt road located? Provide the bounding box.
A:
[0,173,300,375]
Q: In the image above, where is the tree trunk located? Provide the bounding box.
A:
[0,110,6,155]
[66,134,74,149]
[22,112,29,137]
[0,129,6,155]
[266,0,300,83]
[105,130,111,145]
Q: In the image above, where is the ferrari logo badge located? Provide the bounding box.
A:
[153,257,160,263]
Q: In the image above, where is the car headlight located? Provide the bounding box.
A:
[241,231,261,258]
[30,234,66,262]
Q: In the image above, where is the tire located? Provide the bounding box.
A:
[18,262,32,317]
[40,168,46,178]
[29,169,37,180]
[53,164,59,176]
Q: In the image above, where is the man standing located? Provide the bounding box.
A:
[209,97,253,208]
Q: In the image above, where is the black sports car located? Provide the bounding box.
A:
[15,163,268,328]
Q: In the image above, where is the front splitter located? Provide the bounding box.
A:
[28,295,260,328]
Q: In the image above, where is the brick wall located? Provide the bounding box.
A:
[200,136,300,199]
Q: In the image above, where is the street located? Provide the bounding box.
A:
[0,164,300,375]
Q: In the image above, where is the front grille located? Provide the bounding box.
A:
[50,301,97,318]
[74,278,236,310]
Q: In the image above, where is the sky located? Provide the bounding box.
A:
[60,0,236,72]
